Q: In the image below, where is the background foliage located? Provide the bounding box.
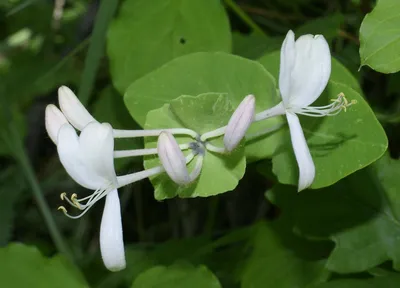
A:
[0,0,399,287]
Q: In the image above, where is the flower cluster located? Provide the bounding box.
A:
[45,30,355,271]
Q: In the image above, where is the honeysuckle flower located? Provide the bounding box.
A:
[254,30,356,191]
[56,121,126,271]
[223,94,255,152]
[157,131,203,185]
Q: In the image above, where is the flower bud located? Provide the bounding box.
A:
[45,104,68,145]
[157,131,190,185]
[223,95,255,152]
[58,86,96,130]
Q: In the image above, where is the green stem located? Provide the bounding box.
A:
[223,0,265,35]
[8,127,74,263]
[78,0,119,105]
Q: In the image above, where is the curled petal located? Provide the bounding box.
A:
[286,112,315,191]
[100,189,126,272]
[224,95,255,152]
[279,30,296,105]
[58,86,96,130]
[57,123,115,189]
[45,104,68,145]
[157,131,190,185]
[79,122,117,186]
[285,33,331,108]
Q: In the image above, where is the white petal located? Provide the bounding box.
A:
[157,131,190,185]
[279,30,296,105]
[45,104,68,145]
[224,95,255,152]
[57,124,109,189]
[287,34,331,108]
[286,112,315,191]
[58,86,96,130]
[100,189,126,272]
[79,122,117,186]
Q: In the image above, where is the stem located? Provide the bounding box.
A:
[223,0,265,35]
[113,128,198,139]
[8,128,74,263]
[78,0,119,106]
[246,123,285,141]
[200,126,226,142]
[205,143,226,154]
[113,143,190,158]
[189,155,204,181]
[254,102,285,122]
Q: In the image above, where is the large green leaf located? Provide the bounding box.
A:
[310,273,400,288]
[269,154,400,273]
[241,221,331,288]
[359,0,400,73]
[0,243,88,288]
[107,0,231,94]
[143,93,246,200]
[258,51,387,188]
[125,52,283,161]
[131,262,221,288]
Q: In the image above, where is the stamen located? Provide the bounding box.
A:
[293,92,356,117]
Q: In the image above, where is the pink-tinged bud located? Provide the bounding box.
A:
[157,131,190,185]
[223,95,255,152]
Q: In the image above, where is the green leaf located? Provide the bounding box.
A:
[143,93,246,200]
[232,32,282,60]
[310,273,400,288]
[295,14,344,41]
[125,52,283,161]
[0,243,88,287]
[131,262,221,288]
[269,156,400,273]
[241,221,331,288]
[107,0,231,94]
[359,0,400,73]
[258,51,387,188]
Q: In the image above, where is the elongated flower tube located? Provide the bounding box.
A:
[224,95,255,152]
[157,131,191,185]
[255,30,356,191]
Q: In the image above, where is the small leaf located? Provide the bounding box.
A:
[131,262,222,288]
[107,0,231,94]
[359,0,400,73]
[143,93,246,200]
[295,14,344,41]
[0,243,88,287]
[310,273,400,288]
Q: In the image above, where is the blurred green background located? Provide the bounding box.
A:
[0,0,400,287]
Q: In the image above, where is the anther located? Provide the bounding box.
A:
[58,206,67,213]
[60,192,67,200]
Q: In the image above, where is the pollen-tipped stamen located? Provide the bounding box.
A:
[293,92,356,117]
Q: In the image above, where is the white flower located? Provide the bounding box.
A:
[255,30,356,191]
[57,121,125,271]
[223,94,255,152]
[45,104,68,145]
